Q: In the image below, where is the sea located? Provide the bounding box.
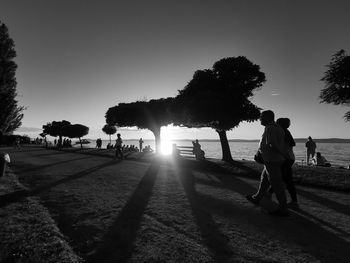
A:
[75,139,350,168]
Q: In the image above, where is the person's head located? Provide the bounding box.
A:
[195,139,199,143]
[260,110,275,126]
[316,152,321,158]
[276,118,291,129]
[117,133,121,138]
[308,136,312,140]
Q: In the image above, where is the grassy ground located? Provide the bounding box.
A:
[1,145,350,262]
[0,167,81,263]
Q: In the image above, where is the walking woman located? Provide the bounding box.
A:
[276,118,299,209]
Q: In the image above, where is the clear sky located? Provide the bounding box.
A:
[1,0,350,140]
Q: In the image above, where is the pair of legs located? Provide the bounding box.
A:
[307,150,315,165]
[269,159,297,203]
[252,161,287,211]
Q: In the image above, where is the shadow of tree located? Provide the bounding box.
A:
[0,160,119,208]
[12,156,93,174]
[171,161,234,263]
[87,161,160,263]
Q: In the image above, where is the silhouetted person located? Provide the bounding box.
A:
[246,110,288,216]
[305,136,316,165]
[139,138,144,152]
[15,137,21,149]
[115,133,123,159]
[192,139,205,160]
[268,118,298,209]
[312,152,331,167]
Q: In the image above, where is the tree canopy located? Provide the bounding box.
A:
[175,56,265,161]
[0,20,24,134]
[61,124,89,148]
[106,98,174,153]
[42,120,71,147]
[320,49,350,121]
[102,124,117,143]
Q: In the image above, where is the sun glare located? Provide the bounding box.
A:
[160,126,174,155]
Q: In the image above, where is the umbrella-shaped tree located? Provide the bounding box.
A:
[106,98,174,153]
[42,120,71,148]
[61,124,89,148]
[175,56,265,162]
[102,124,117,144]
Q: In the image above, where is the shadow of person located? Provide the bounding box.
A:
[87,161,160,263]
[192,170,350,262]
[297,188,350,217]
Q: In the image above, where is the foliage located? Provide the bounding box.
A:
[42,120,71,138]
[61,124,89,148]
[0,20,24,134]
[175,56,265,161]
[102,124,117,135]
[61,124,89,138]
[320,49,350,121]
[102,124,117,143]
[106,98,174,153]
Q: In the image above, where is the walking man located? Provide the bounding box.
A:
[246,110,289,216]
[305,136,316,165]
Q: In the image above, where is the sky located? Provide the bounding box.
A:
[1,0,350,140]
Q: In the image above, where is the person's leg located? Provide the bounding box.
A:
[265,162,287,211]
[252,166,270,201]
[306,151,310,164]
[282,159,298,203]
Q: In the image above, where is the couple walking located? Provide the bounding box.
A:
[246,110,298,217]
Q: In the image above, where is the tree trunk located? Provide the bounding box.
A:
[58,135,62,149]
[152,126,161,154]
[109,134,111,144]
[79,137,83,148]
[216,130,233,162]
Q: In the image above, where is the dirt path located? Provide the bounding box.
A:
[4,147,350,262]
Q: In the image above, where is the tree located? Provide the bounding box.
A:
[176,57,265,162]
[320,49,350,121]
[42,120,71,148]
[0,20,24,134]
[61,124,89,148]
[106,98,173,153]
[102,124,117,144]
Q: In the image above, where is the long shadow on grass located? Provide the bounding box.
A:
[0,160,119,208]
[297,188,350,217]
[197,191,350,262]
[12,156,93,174]
[194,173,350,262]
[87,161,160,263]
[172,161,234,263]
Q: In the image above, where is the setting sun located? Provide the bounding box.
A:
[160,126,174,155]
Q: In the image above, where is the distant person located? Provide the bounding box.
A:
[246,110,289,217]
[312,152,331,167]
[139,138,144,152]
[268,118,298,209]
[305,136,316,165]
[15,137,21,149]
[115,133,123,159]
[54,139,57,146]
[192,139,205,160]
